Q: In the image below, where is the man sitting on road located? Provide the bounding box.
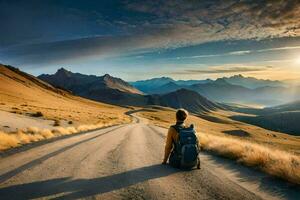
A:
[162,109,200,169]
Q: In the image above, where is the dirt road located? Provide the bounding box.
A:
[0,116,298,200]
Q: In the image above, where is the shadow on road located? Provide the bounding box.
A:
[0,126,123,184]
[0,164,179,199]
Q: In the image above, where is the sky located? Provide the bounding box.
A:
[0,0,300,81]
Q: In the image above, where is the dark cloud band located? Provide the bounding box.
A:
[173,66,273,75]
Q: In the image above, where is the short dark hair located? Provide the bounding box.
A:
[176,109,188,122]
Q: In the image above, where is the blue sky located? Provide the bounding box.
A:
[0,0,300,81]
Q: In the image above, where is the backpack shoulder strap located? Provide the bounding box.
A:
[171,124,185,136]
[171,125,180,133]
[170,125,182,154]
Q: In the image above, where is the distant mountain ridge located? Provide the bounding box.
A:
[217,74,286,89]
[131,74,286,93]
[39,68,143,95]
[131,75,299,106]
[130,77,212,94]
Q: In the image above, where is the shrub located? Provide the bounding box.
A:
[53,120,60,126]
[31,111,43,117]
[0,132,19,150]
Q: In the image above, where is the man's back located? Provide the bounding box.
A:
[163,121,200,168]
[163,122,185,163]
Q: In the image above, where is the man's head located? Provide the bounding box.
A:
[176,109,188,122]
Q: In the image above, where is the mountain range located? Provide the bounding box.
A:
[38,68,222,113]
[39,68,142,95]
[39,68,300,109]
[217,74,286,89]
[131,75,300,106]
[130,77,212,94]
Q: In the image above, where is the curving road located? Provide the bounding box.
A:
[0,115,298,200]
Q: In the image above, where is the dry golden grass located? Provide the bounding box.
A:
[0,120,123,151]
[200,133,300,184]
[0,132,19,150]
[136,107,300,184]
[0,65,131,125]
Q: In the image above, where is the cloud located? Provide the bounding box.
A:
[257,46,300,52]
[127,0,300,43]
[0,34,174,66]
[1,0,300,66]
[170,50,252,60]
[228,50,252,55]
[167,45,300,60]
[175,65,272,75]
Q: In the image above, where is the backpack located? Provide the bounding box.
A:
[169,124,200,169]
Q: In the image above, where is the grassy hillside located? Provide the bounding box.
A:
[230,101,300,135]
[232,111,300,136]
[0,64,130,150]
[0,64,130,125]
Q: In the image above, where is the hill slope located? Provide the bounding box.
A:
[264,100,300,113]
[38,68,145,105]
[148,89,224,113]
[231,101,300,136]
[39,68,142,94]
[231,112,300,136]
[0,64,130,125]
